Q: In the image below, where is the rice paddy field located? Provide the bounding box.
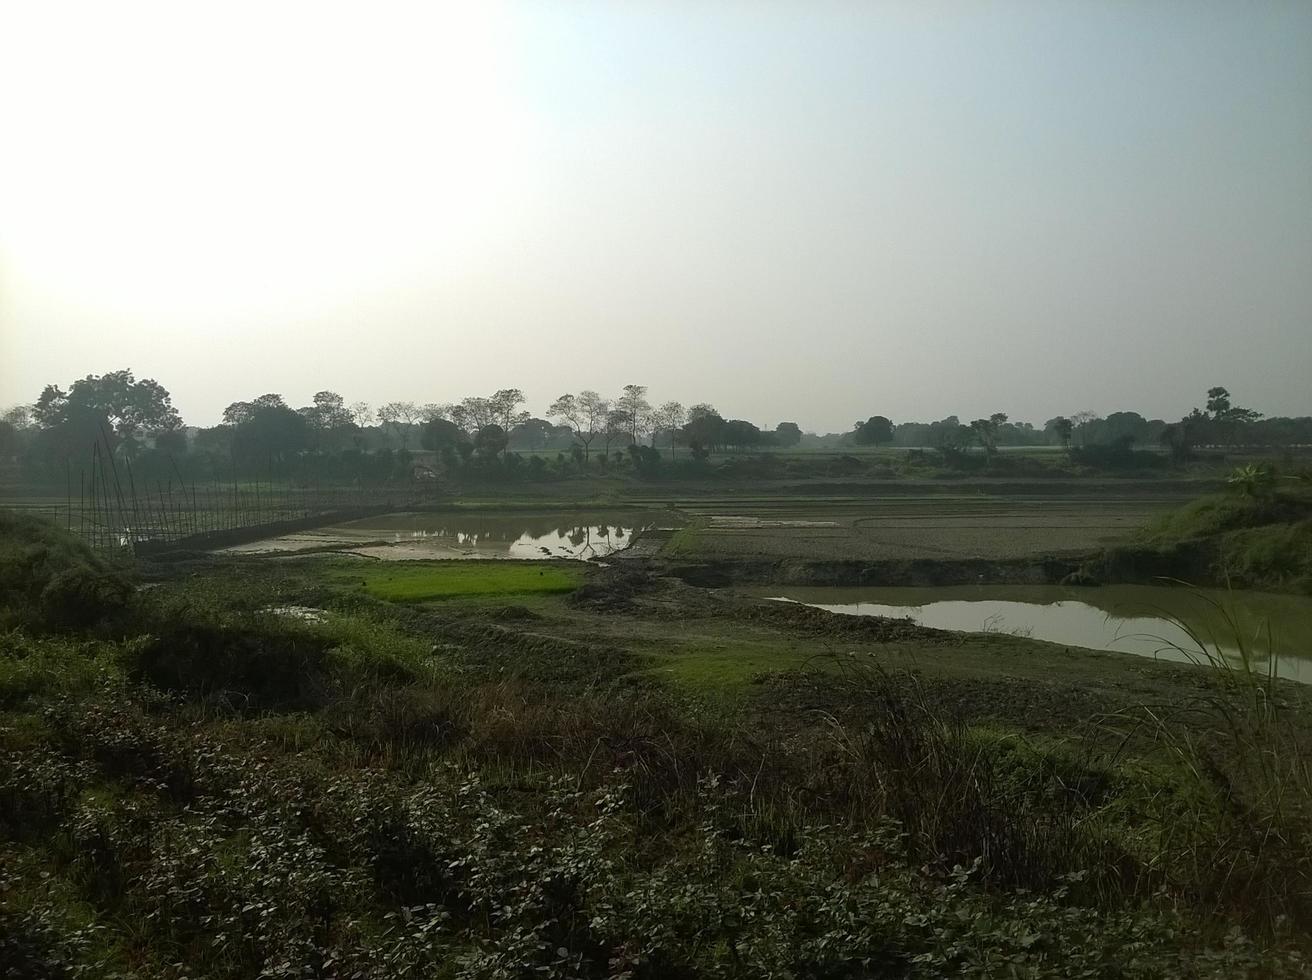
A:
[657,494,1181,561]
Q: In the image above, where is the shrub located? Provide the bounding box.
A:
[124,621,332,710]
[0,511,133,631]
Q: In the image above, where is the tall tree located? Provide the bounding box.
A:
[452,396,496,434]
[1070,411,1100,447]
[377,401,423,449]
[970,413,1008,459]
[852,416,894,447]
[723,419,763,451]
[421,416,467,452]
[681,404,726,454]
[33,369,182,456]
[473,424,508,459]
[1099,412,1149,447]
[226,394,310,464]
[223,393,290,426]
[509,418,557,451]
[652,401,686,459]
[548,391,608,463]
[601,409,631,461]
[4,405,33,429]
[1201,385,1261,446]
[0,406,33,460]
[300,391,354,451]
[489,389,530,433]
[1046,416,1074,450]
[616,385,651,446]
[1160,421,1194,462]
[1205,387,1232,418]
[928,416,972,457]
[774,421,802,447]
[349,401,374,428]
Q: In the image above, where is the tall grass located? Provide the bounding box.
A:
[814,658,1128,894]
[1106,589,1312,931]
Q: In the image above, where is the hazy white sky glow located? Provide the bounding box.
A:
[2,0,1310,430]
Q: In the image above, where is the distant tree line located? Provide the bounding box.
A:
[3,373,1309,485]
[832,388,1309,463]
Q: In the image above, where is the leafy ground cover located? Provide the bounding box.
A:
[2,517,1311,977]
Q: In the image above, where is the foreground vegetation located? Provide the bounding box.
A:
[3,511,1311,977]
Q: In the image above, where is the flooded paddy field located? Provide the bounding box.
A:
[751,584,1312,683]
[225,510,668,560]
[215,488,1188,566]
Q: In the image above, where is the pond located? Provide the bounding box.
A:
[226,511,657,561]
[759,585,1312,683]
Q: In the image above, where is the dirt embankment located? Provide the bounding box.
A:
[1082,540,1217,587]
[655,556,1084,589]
[134,504,407,557]
[655,540,1304,594]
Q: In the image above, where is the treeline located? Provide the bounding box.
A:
[828,388,1312,459]
[3,373,1310,485]
[0,376,810,484]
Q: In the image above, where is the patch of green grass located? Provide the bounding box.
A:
[316,609,439,679]
[0,631,124,707]
[658,526,709,558]
[1146,486,1312,545]
[646,639,812,690]
[336,561,584,603]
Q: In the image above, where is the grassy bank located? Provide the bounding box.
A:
[3,513,1311,976]
[1095,476,1312,594]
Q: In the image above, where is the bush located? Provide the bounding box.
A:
[0,511,133,631]
[1069,443,1166,471]
[125,620,333,710]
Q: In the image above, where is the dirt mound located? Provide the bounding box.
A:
[568,566,660,611]
[732,595,941,642]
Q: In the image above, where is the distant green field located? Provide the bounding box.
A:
[336,561,583,602]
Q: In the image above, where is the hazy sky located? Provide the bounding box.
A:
[2,0,1310,431]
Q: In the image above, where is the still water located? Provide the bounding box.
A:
[764,585,1312,683]
[227,511,654,560]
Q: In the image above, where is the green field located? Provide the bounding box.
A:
[331,560,584,602]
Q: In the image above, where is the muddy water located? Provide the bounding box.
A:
[763,585,1312,682]
[226,511,656,560]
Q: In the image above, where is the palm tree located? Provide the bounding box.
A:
[1227,463,1276,498]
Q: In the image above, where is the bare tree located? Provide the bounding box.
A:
[489,389,530,433]
[653,401,686,459]
[616,384,651,446]
[349,401,374,428]
[602,408,630,461]
[548,390,608,463]
[457,396,495,433]
[377,401,423,449]
[421,403,453,422]
[1070,410,1100,447]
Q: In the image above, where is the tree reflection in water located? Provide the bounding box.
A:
[359,513,650,559]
